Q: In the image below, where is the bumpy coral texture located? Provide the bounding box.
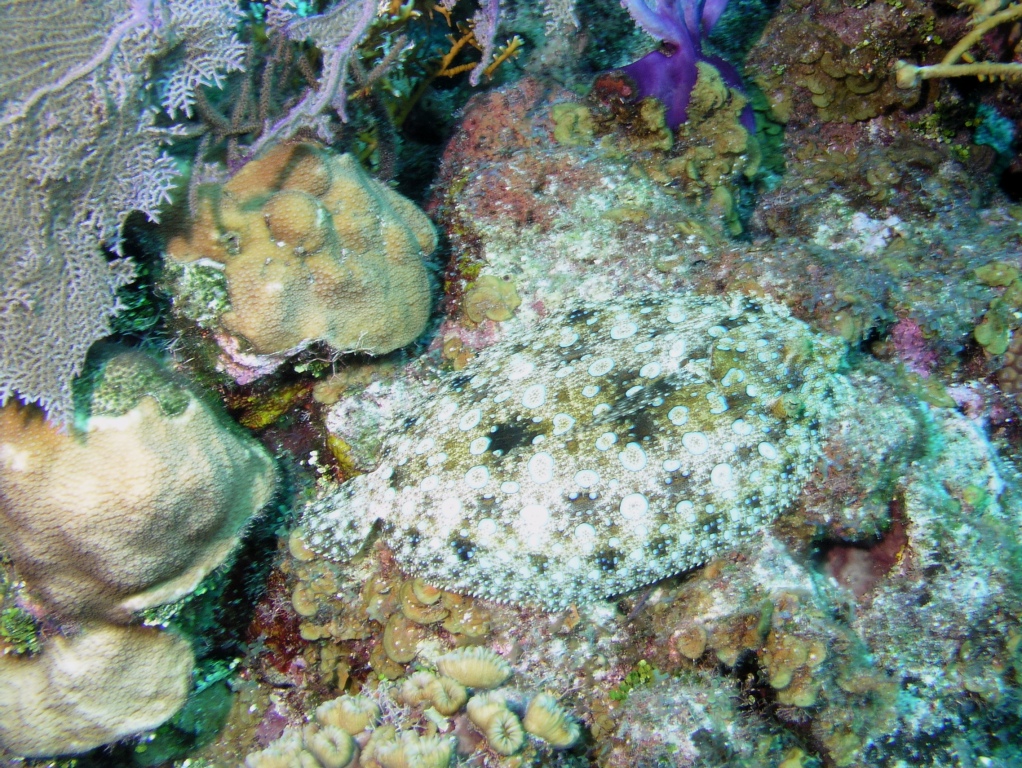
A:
[0,350,277,622]
[304,292,845,607]
[998,332,1022,399]
[0,624,194,757]
[167,142,438,358]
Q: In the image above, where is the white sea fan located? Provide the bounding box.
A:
[0,0,251,423]
[159,0,247,118]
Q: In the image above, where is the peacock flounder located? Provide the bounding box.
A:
[303,292,845,607]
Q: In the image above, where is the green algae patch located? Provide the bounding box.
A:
[975,261,1020,287]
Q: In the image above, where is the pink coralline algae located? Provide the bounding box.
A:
[890,318,938,377]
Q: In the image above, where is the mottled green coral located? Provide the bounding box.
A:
[0,605,40,656]
[609,659,660,701]
[975,261,1020,287]
[975,299,1013,355]
[163,260,231,331]
[552,102,596,146]
[73,346,191,425]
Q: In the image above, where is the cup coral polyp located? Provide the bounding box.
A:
[166,142,438,365]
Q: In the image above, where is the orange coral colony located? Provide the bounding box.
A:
[167,142,438,358]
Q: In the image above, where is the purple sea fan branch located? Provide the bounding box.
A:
[0,0,156,129]
[250,0,379,156]
[159,0,247,118]
[618,0,753,130]
[0,0,248,423]
[469,0,501,87]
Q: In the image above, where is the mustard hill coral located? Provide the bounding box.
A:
[166,142,437,366]
[462,275,522,324]
[303,292,845,608]
[0,623,194,757]
[0,349,277,621]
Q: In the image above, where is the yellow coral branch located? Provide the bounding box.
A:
[430,0,454,26]
[393,29,477,126]
[896,2,1022,88]
[483,35,523,80]
[944,2,1022,65]
[437,29,480,77]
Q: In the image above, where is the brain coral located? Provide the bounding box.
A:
[0,623,193,757]
[166,142,437,360]
[0,348,277,621]
[304,293,846,607]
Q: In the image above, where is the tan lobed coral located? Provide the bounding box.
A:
[998,332,1022,399]
[0,348,277,622]
[0,623,194,757]
[249,680,582,766]
[166,142,438,363]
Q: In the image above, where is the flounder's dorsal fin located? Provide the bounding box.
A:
[303,473,382,560]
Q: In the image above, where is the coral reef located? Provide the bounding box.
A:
[0,348,276,622]
[0,623,194,757]
[437,647,513,689]
[896,3,1022,89]
[998,332,1022,399]
[5,1,1022,765]
[599,671,783,766]
[462,275,522,325]
[246,665,582,766]
[851,408,1022,764]
[750,16,910,126]
[166,142,437,378]
[276,531,495,687]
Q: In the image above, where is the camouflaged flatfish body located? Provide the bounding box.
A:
[304,292,845,607]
